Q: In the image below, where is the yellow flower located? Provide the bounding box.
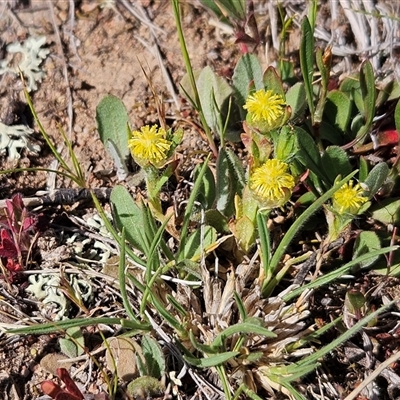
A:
[249,159,295,208]
[128,125,171,167]
[243,89,286,130]
[332,180,368,215]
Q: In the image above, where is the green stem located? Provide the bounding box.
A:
[172,0,218,157]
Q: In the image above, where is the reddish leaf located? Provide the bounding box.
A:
[41,381,64,398]
[5,258,22,273]
[372,129,399,149]
[22,214,37,232]
[0,229,17,259]
[57,368,84,400]
[6,194,24,230]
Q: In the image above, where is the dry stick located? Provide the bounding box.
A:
[47,0,73,140]
[118,0,165,35]
[344,350,400,400]
[362,0,379,70]
[339,0,367,51]
[376,2,400,71]
[65,0,81,63]
[329,0,352,72]
[267,2,279,53]
[0,188,112,209]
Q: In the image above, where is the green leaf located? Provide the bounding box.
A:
[263,67,285,97]
[198,0,230,24]
[215,0,246,20]
[370,197,400,225]
[359,156,369,182]
[183,225,217,260]
[319,121,344,145]
[257,210,272,280]
[184,351,240,368]
[352,231,381,269]
[7,317,150,335]
[215,147,245,217]
[363,162,389,199]
[189,330,220,355]
[274,126,296,162]
[119,229,140,322]
[232,54,263,118]
[299,17,315,121]
[324,90,351,132]
[197,66,233,135]
[204,209,229,233]
[286,82,307,121]
[59,326,84,358]
[235,215,257,253]
[296,301,395,370]
[149,291,186,335]
[356,61,376,141]
[321,146,352,184]
[212,321,276,350]
[283,245,398,301]
[395,99,400,135]
[234,291,247,321]
[140,335,166,379]
[193,163,216,209]
[294,127,326,182]
[96,95,130,166]
[111,185,156,254]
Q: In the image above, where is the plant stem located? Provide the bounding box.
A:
[172,0,218,157]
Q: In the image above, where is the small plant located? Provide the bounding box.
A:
[0,193,39,278]
[41,368,110,400]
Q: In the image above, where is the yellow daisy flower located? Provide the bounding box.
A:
[243,89,286,130]
[249,159,295,208]
[128,125,171,167]
[332,180,368,215]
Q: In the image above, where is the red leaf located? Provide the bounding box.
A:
[5,258,22,273]
[22,215,37,232]
[41,381,64,398]
[57,368,84,400]
[373,129,399,149]
[0,229,17,259]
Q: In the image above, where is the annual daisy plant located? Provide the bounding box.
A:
[128,124,182,219]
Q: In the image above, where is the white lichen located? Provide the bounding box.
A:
[27,273,92,321]
[0,121,40,161]
[0,36,49,92]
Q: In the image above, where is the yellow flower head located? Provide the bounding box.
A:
[128,125,172,167]
[249,159,295,208]
[243,89,286,130]
[332,180,368,215]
